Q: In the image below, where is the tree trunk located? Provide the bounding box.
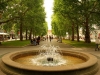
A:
[25,28,28,40]
[29,28,32,40]
[0,42,1,45]
[85,17,91,43]
[76,24,80,42]
[59,36,62,43]
[20,17,23,41]
[71,24,74,41]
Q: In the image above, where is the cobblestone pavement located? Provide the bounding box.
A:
[0,39,100,75]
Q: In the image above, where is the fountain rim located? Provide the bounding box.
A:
[2,50,98,72]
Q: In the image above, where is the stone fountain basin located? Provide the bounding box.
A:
[0,50,99,75]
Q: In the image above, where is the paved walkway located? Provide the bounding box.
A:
[0,39,100,75]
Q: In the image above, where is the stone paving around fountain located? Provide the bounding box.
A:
[0,39,100,75]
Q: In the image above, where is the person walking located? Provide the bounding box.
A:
[46,36,48,41]
[49,36,52,42]
[95,37,100,51]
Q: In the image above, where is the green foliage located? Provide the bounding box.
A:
[52,0,100,43]
[3,22,13,33]
[21,0,46,36]
[52,0,75,37]
[0,0,47,40]
[0,0,10,11]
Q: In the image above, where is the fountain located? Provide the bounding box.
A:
[0,45,99,75]
[32,45,66,66]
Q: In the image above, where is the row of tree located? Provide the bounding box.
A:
[52,0,100,43]
[0,0,48,41]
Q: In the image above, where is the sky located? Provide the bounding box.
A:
[43,0,54,30]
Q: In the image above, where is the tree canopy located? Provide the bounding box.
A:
[0,0,47,41]
[52,0,100,43]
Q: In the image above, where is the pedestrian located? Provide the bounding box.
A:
[30,39,33,44]
[37,36,40,45]
[95,37,100,51]
[49,36,52,42]
[46,36,48,41]
[33,38,37,46]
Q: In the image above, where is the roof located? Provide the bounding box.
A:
[0,33,9,35]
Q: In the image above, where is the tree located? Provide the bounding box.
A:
[53,0,100,43]
[0,0,47,42]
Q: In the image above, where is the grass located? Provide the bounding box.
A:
[0,40,30,47]
[62,39,96,48]
[0,39,96,48]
